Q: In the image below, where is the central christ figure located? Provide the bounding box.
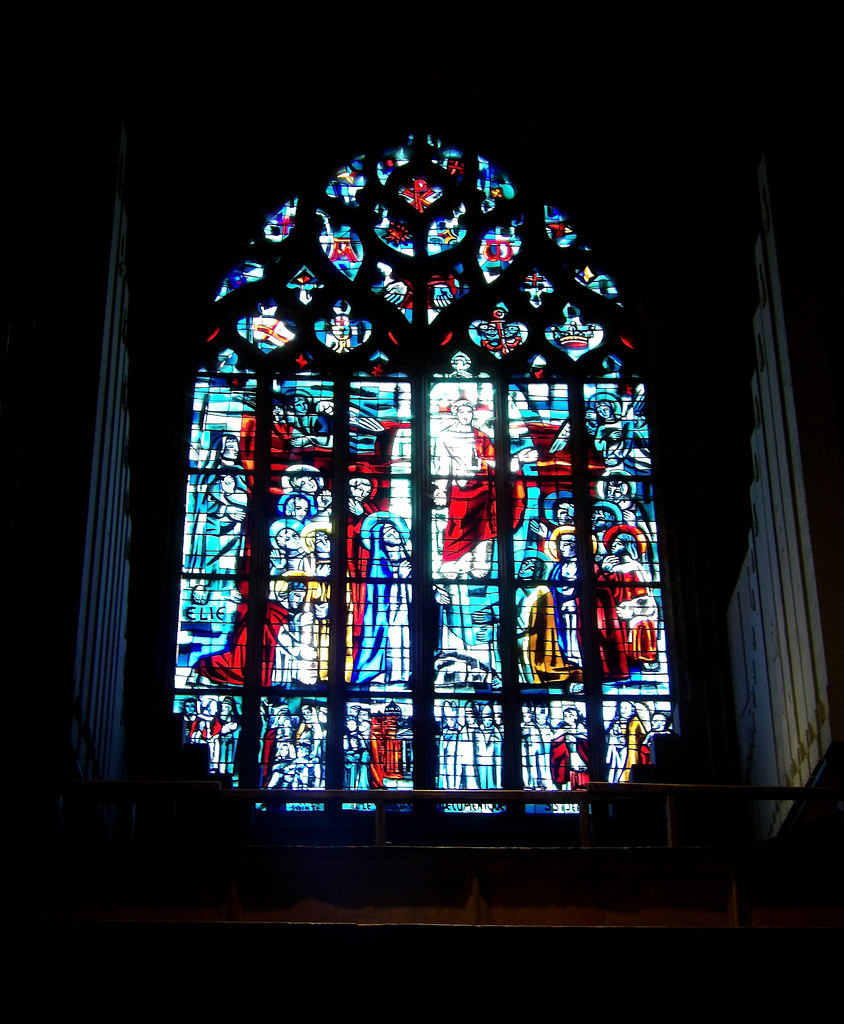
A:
[433,398,535,579]
[433,399,498,579]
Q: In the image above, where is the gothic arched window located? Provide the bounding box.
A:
[174,136,674,814]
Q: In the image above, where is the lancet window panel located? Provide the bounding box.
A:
[173,135,676,811]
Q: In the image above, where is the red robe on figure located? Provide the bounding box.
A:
[440,429,527,565]
[194,600,293,688]
[550,731,589,790]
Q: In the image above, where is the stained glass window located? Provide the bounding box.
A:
[174,136,674,815]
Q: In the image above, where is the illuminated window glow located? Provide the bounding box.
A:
[176,138,674,812]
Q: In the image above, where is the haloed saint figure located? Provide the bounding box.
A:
[350,512,412,690]
[433,399,498,580]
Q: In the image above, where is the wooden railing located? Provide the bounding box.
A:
[45,780,844,847]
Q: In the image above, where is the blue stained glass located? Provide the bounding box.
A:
[593,477,659,579]
[435,145,465,182]
[507,381,584,697]
[544,304,604,361]
[261,697,328,798]
[544,206,577,247]
[326,158,365,206]
[347,512,412,692]
[185,138,674,800]
[399,176,442,211]
[368,351,390,370]
[346,379,413,691]
[317,212,364,280]
[426,272,466,322]
[516,566,583,696]
[575,265,620,301]
[237,308,297,353]
[176,376,256,692]
[584,382,651,477]
[429,379,498,580]
[215,260,265,300]
[602,353,623,376]
[314,300,371,353]
[374,206,414,256]
[264,200,297,243]
[468,304,528,357]
[591,471,668,695]
[345,698,414,797]
[434,583,502,692]
[604,700,672,781]
[176,694,242,780]
[436,700,504,811]
[427,205,467,254]
[478,225,521,282]
[523,701,588,813]
[477,155,516,212]
[372,262,412,320]
[198,348,241,374]
[521,269,554,308]
[272,378,335,465]
[176,577,242,678]
[286,266,323,304]
[376,141,412,184]
[184,464,248,576]
[436,351,485,379]
[186,377,257,472]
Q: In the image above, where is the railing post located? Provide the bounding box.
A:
[665,794,678,848]
[375,800,386,846]
[579,797,591,848]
